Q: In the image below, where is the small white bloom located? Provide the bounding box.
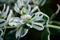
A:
[20,5,49,31]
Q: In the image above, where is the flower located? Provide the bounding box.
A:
[9,5,49,39]
[16,5,49,38]
[20,5,49,30]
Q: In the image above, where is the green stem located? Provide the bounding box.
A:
[0,24,60,30]
[48,25,60,29]
[3,26,6,39]
[0,26,17,29]
[0,21,60,30]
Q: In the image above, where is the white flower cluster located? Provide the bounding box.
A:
[0,0,49,39]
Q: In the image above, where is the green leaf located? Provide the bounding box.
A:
[5,30,17,40]
[41,27,50,40]
[49,28,60,35]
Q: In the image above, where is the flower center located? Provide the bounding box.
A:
[21,14,31,20]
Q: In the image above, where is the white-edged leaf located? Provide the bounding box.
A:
[16,27,28,38]
[27,5,31,14]
[0,22,7,27]
[31,6,38,14]
[32,22,44,31]
[0,19,6,27]
[20,28,28,37]
[41,0,46,6]
[2,4,6,12]
[17,0,24,8]
[7,9,13,21]
[9,17,21,27]
[3,6,10,18]
[31,13,43,21]
[14,3,20,13]
[27,23,33,28]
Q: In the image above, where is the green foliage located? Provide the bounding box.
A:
[41,27,50,40]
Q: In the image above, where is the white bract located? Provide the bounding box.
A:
[16,27,29,38]
[9,17,24,27]
[14,0,25,13]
